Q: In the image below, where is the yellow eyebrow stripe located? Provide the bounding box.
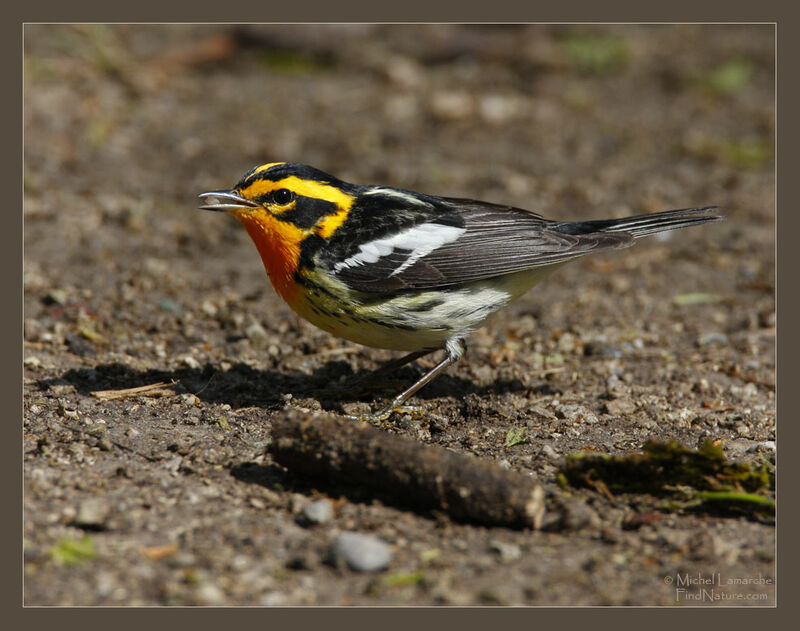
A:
[239,176,356,210]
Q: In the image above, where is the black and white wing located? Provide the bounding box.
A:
[324,193,633,293]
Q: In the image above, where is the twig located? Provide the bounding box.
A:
[91,380,178,400]
[270,410,546,529]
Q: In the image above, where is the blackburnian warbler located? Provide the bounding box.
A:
[199,162,721,419]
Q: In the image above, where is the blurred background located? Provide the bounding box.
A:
[24,24,774,207]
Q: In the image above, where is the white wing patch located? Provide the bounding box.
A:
[361,187,431,206]
[333,223,467,276]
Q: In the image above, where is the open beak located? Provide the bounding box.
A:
[198,190,259,212]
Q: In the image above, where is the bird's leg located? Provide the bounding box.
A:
[326,348,435,399]
[352,338,466,423]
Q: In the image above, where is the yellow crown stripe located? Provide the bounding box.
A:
[252,162,286,175]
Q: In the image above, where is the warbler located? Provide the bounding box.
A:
[199,162,721,419]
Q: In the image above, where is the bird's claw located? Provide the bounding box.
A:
[345,403,425,424]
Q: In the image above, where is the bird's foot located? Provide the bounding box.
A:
[345,403,425,424]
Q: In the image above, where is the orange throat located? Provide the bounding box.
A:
[237,213,303,304]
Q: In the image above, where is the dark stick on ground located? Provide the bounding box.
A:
[270,410,546,529]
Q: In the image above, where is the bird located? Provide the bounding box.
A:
[199,162,721,420]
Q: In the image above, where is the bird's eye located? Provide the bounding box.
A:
[273,189,295,205]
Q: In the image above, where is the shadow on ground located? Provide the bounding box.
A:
[41,360,527,411]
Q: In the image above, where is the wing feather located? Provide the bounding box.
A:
[329,195,633,293]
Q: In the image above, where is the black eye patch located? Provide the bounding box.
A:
[274,196,339,229]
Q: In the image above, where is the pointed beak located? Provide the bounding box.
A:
[198,189,259,212]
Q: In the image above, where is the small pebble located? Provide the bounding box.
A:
[44,288,68,305]
[75,497,111,528]
[605,375,628,398]
[158,299,182,314]
[180,393,200,406]
[604,398,636,416]
[479,94,520,124]
[96,437,113,452]
[200,300,218,317]
[385,56,423,88]
[489,540,522,562]
[540,444,560,461]
[429,91,474,121]
[725,438,758,457]
[182,355,201,369]
[196,583,225,606]
[245,322,270,349]
[698,332,729,346]
[557,404,599,424]
[303,499,334,525]
[85,422,107,436]
[557,332,578,353]
[329,532,393,573]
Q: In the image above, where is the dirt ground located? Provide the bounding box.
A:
[23,24,775,606]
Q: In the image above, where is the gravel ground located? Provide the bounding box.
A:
[23,24,775,606]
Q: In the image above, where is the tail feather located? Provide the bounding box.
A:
[554,206,722,239]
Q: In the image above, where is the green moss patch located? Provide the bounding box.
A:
[561,440,774,516]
